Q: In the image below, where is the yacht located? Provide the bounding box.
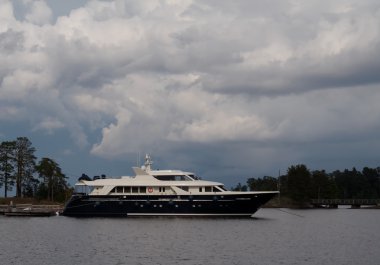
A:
[62,155,278,217]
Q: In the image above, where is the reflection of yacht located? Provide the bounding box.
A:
[62,155,278,217]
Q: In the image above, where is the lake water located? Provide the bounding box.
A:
[0,208,379,265]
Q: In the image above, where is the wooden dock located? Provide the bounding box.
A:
[0,204,62,217]
[311,199,380,208]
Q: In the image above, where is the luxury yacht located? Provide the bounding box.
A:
[62,155,278,217]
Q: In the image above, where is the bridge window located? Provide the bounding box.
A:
[153,175,193,181]
[213,186,222,192]
[188,174,200,180]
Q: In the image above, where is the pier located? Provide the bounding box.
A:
[311,199,380,208]
[0,203,62,217]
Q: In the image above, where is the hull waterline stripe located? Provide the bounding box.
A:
[127,213,253,216]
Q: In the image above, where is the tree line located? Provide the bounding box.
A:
[234,164,380,205]
[0,137,71,202]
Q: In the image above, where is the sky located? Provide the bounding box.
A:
[1,0,380,188]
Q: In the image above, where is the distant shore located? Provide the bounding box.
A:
[263,197,380,209]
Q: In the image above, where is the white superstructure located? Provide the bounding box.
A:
[76,154,234,196]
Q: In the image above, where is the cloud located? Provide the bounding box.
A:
[0,0,380,179]
[24,0,52,25]
[32,116,65,134]
[0,29,24,52]
[0,1,15,24]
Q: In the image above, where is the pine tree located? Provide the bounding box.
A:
[14,137,36,197]
[287,164,311,204]
[0,141,16,197]
[36,157,69,201]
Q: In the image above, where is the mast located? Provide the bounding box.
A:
[143,154,153,172]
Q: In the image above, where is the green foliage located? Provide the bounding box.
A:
[35,157,69,202]
[14,137,37,197]
[0,141,16,197]
[246,165,380,206]
[310,170,338,199]
[231,183,248,191]
[247,176,278,191]
[0,137,71,202]
[333,167,380,199]
[286,164,311,203]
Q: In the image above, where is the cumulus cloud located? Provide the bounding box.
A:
[1,0,380,178]
[24,0,52,25]
[32,116,64,134]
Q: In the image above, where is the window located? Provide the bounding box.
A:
[132,187,138,193]
[213,186,222,192]
[205,187,212,192]
[153,175,192,181]
[159,187,166,192]
[189,174,201,180]
[140,187,146,193]
[153,175,175,181]
[199,187,202,192]
[124,186,131,193]
[174,175,186,181]
[116,186,123,193]
[178,186,189,192]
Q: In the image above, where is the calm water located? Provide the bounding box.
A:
[0,208,379,265]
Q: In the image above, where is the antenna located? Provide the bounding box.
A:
[144,154,153,172]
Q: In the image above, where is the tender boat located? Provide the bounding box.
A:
[62,155,278,217]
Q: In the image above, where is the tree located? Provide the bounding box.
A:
[362,167,380,198]
[247,176,278,191]
[35,157,69,201]
[310,170,338,199]
[0,141,16,197]
[14,137,36,197]
[287,164,311,204]
[232,182,248,191]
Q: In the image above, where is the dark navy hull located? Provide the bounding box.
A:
[62,192,278,217]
